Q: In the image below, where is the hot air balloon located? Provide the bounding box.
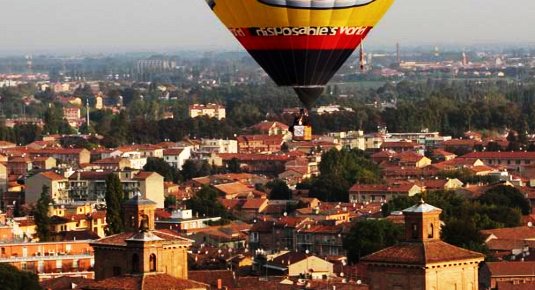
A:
[206,0,394,139]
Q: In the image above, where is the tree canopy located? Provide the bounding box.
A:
[343,219,403,263]
[105,173,125,235]
[185,185,234,221]
[0,263,41,290]
[308,148,381,202]
[478,185,531,215]
[33,185,53,242]
[266,179,292,200]
[143,157,181,182]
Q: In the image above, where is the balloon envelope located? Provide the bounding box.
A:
[207,0,394,107]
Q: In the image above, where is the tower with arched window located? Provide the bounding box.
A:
[91,196,192,281]
[362,200,484,290]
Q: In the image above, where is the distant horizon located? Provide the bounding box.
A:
[1,0,535,56]
[1,41,535,58]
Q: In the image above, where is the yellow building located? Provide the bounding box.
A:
[362,201,484,290]
[25,171,69,204]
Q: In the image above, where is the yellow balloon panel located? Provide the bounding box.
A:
[208,0,394,28]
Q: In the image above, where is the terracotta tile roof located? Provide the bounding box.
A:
[371,150,395,159]
[218,198,243,210]
[241,198,268,211]
[30,148,87,154]
[482,226,535,241]
[39,171,66,181]
[463,152,535,160]
[487,261,535,277]
[92,157,126,164]
[91,229,190,247]
[163,148,184,155]
[396,151,426,162]
[362,240,484,265]
[486,239,535,251]
[270,252,309,267]
[133,171,157,180]
[41,276,91,290]
[231,277,295,290]
[218,153,292,162]
[8,156,31,163]
[69,171,112,180]
[300,223,350,234]
[237,134,284,144]
[442,139,481,147]
[432,148,457,157]
[422,179,448,189]
[213,182,252,196]
[349,183,418,193]
[250,220,275,233]
[189,270,235,289]
[496,281,535,290]
[143,274,209,290]
[155,208,172,219]
[274,216,308,228]
[468,165,498,173]
[251,121,289,132]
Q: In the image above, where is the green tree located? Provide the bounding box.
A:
[227,158,241,173]
[105,173,125,235]
[164,195,177,209]
[343,220,403,263]
[0,263,41,290]
[310,148,381,202]
[143,157,180,182]
[266,179,292,200]
[441,218,488,254]
[43,105,63,134]
[185,186,233,220]
[479,185,531,215]
[33,185,53,242]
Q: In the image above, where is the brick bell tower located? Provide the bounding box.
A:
[361,200,484,290]
[91,195,191,281]
[403,199,442,242]
[122,194,157,231]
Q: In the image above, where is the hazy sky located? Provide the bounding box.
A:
[0,0,534,54]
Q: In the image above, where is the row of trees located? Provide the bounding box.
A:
[297,148,381,202]
[4,78,535,147]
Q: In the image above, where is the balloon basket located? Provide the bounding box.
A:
[293,125,312,141]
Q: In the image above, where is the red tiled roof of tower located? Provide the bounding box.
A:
[362,240,484,265]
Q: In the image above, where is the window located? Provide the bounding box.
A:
[428,223,434,239]
[113,266,122,276]
[412,223,418,239]
[149,254,157,272]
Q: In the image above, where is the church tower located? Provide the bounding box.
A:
[362,200,484,290]
[91,196,191,281]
